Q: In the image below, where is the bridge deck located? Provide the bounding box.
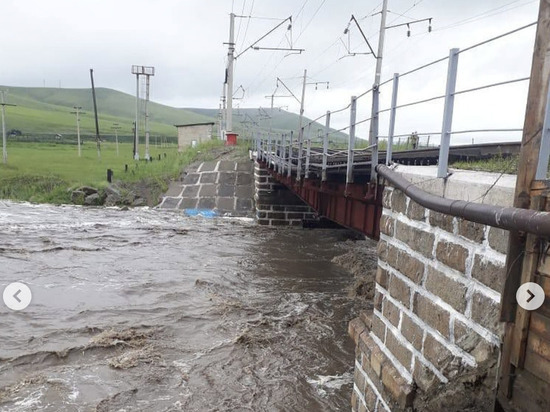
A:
[257,141,520,238]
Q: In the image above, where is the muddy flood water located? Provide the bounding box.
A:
[0,202,373,411]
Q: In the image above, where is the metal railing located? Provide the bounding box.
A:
[255,21,547,182]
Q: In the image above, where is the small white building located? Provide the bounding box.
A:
[175,122,215,151]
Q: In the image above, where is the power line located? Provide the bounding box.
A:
[235,0,247,48]
[239,0,255,51]
[433,0,535,32]
[247,0,314,91]
[294,0,327,43]
[294,0,310,23]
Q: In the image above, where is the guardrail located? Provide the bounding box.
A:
[255,21,550,181]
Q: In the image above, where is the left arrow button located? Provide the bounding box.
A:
[3,282,32,311]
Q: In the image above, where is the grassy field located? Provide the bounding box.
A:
[0,140,226,203]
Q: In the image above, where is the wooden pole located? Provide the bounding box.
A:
[497,0,550,404]
[501,0,550,321]
[90,69,101,158]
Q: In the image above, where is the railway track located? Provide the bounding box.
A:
[292,141,522,178]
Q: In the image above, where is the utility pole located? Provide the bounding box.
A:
[144,70,154,160]
[297,69,308,180]
[221,82,227,133]
[135,70,140,159]
[224,13,301,139]
[112,123,121,156]
[89,69,101,158]
[70,106,85,157]
[298,69,307,141]
[368,0,388,181]
[131,65,154,159]
[374,0,388,96]
[225,12,236,136]
[276,72,328,180]
[364,0,431,179]
[1,91,16,165]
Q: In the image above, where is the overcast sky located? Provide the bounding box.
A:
[0,0,541,143]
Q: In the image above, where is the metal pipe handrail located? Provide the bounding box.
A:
[376,164,550,236]
[458,21,536,55]
[391,94,446,112]
[450,128,523,135]
[454,77,530,96]
[398,55,450,80]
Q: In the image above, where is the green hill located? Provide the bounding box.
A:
[0,86,214,139]
[188,107,349,143]
[0,86,348,143]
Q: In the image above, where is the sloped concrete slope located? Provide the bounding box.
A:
[158,160,255,217]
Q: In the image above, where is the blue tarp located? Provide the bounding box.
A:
[183,209,218,218]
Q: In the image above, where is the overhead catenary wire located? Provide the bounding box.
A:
[433,0,536,32]
[246,8,535,148]
[294,0,327,43]
[239,0,256,51]
[235,0,248,48]
[239,0,316,104]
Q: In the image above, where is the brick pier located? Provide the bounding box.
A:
[350,165,514,411]
[254,160,316,226]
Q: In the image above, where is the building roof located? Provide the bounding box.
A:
[174,122,215,128]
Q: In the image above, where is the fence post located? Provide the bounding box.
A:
[280,133,286,175]
[279,134,284,173]
[287,130,294,177]
[267,134,273,167]
[371,89,380,180]
[274,135,279,173]
[297,127,304,180]
[387,73,400,166]
[305,138,311,180]
[438,48,460,178]
[536,77,550,179]
[304,124,311,179]
[322,111,331,182]
[346,96,357,185]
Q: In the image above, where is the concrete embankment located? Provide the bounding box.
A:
[158,159,255,217]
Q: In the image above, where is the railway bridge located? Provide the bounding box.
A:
[253,135,550,412]
[254,141,521,238]
[247,5,550,408]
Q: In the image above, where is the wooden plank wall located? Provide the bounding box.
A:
[508,193,550,411]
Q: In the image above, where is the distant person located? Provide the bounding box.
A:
[410,131,419,150]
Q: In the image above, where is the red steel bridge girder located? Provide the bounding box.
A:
[261,162,383,239]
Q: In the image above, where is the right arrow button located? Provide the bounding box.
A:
[517,282,545,311]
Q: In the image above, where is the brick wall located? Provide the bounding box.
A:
[350,166,514,411]
[254,161,316,226]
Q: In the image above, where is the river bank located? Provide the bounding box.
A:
[0,141,250,206]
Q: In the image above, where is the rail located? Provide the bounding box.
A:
[253,21,549,182]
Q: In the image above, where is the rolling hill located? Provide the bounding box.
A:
[0,86,348,142]
[0,86,213,138]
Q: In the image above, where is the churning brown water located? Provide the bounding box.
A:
[0,201,369,411]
